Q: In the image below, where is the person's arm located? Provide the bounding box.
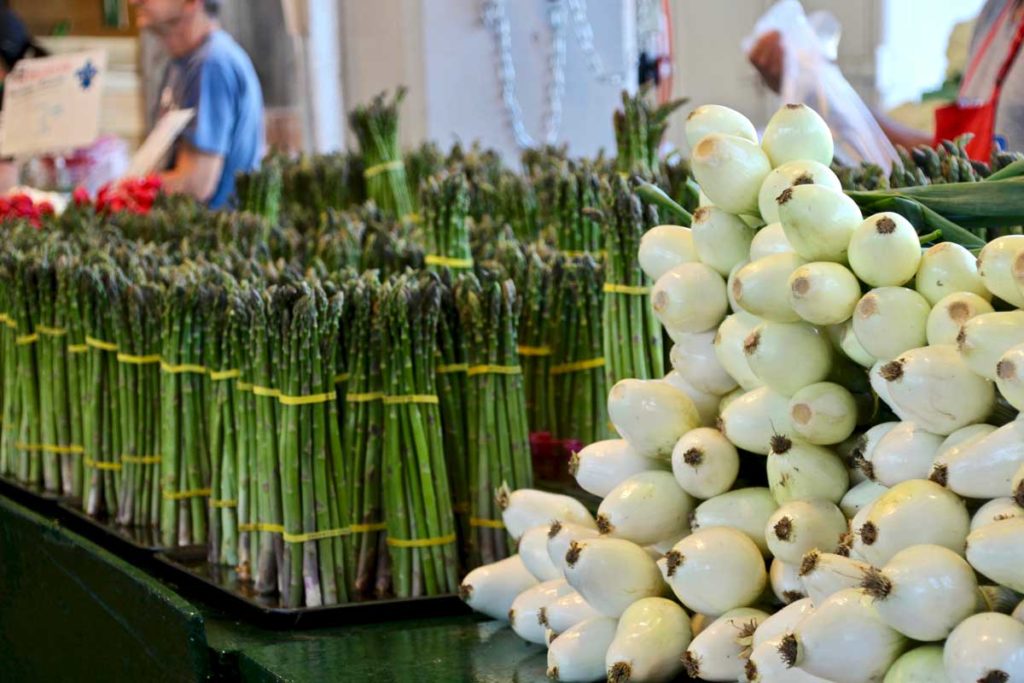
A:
[159,143,224,203]
[868,107,933,149]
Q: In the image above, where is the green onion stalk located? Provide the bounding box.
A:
[381,274,458,598]
[603,176,664,386]
[349,88,414,220]
[516,249,554,435]
[457,274,532,567]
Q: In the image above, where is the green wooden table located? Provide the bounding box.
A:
[0,494,546,682]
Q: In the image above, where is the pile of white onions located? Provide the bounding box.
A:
[459,103,1024,683]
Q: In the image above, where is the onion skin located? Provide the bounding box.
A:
[996,342,1024,411]
[596,471,693,546]
[744,637,829,682]
[970,497,1024,532]
[543,590,602,635]
[978,235,1024,307]
[840,479,888,518]
[684,607,769,682]
[519,525,564,581]
[546,616,619,682]
[926,292,994,347]
[916,242,990,306]
[758,160,842,225]
[853,288,931,361]
[605,597,691,683]
[864,422,943,487]
[692,206,757,276]
[847,212,922,287]
[662,371,721,427]
[936,419,1024,499]
[766,499,848,564]
[608,379,700,460]
[571,439,665,499]
[788,262,861,326]
[671,427,740,499]
[761,103,834,167]
[767,435,850,505]
[943,612,1024,683]
[652,262,729,333]
[691,486,778,555]
[770,558,807,604]
[750,222,795,260]
[460,555,539,621]
[744,321,833,397]
[547,522,601,575]
[500,488,596,541]
[671,332,738,395]
[788,382,858,446]
[639,225,698,281]
[777,184,861,263]
[752,598,815,649]
[732,253,807,322]
[691,133,772,215]
[685,104,758,149]
[661,527,766,616]
[719,386,794,455]
[799,550,871,607]
[510,579,576,644]
[956,310,1024,380]
[714,314,764,391]
[966,517,1024,593]
[563,537,665,617]
[883,645,950,683]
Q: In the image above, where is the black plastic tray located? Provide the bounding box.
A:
[155,545,472,629]
[56,500,171,555]
[0,475,66,512]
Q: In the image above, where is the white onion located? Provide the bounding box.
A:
[799,550,871,607]
[597,471,693,546]
[691,487,778,555]
[510,579,576,644]
[761,103,834,167]
[861,544,977,641]
[1014,599,1024,623]
[851,422,899,472]
[758,160,842,224]
[542,589,603,635]
[926,292,994,346]
[639,225,698,281]
[744,321,833,396]
[916,242,990,306]
[996,342,1024,411]
[788,262,861,326]
[726,259,749,314]
[971,497,1024,532]
[671,428,739,499]
[852,288,931,361]
[840,479,888,518]
[691,133,772,215]
[847,212,922,287]
[874,345,995,435]
[692,206,757,276]
[547,616,619,682]
[777,184,860,263]
[671,332,738,395]
[460,555,539,621]
[685,105,758,149]
[608,379,700,460]
[499,487,596,541]
[978,234,1024,307]
[714,313,764,390]
[744,637,828,683]
[936,423,998,462]
[838,319,877,367]
[771,558,808,604]
[957,310,1024,380]
[606,597,691,683]
[750,222,795,260]
[719,386,794,455]
[932,419,1024,498]
[570,439,664,499]
[753,598,816,649]
[519,525,563,581]
[788,382,857,445]
[883,645,950,683]
[853,479,969,566]
[767,500,848,565]
[652,262,729,334]
[783,588,907,683]
[862,422,943,487]
[732,253,806,322]
[943,613,1024,683]
[683,607,769,682]
[966,517,1024,593]
[661,526,766,616]
[767,435,850,504]
[563,537,665,617]
[661,371,721,427]
[548,521,602,575]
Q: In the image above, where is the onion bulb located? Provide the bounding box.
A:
[777,184,860,262]
[978,235,1024,307]
[943,613,1024,683]
[788,262,861,326]
[970,497,1024,532]
[883,645,950,683]
[719,386,794,455]
[714,313,764,390]
[862,422,943,487]
[732,253,806,322]
[840,479,889,518]
[744,321,833,396]
[661,371,720,427]
[563,538,665,617]
[548,521,601,575]
[853,479,969,566]
[744,638,828,682]
[782,588,907,683]
[846,213,922,287]
[996,342,1024,411]
[683,607,769,682]
[966,517,1024,593]
[570,439,664,499]
[750,222,795,260]
[541,590,602,636]
[874,345,995,435]
[838,319,877,368]
[547,616,619,682]
[459,555,539,620]
[771,558,808,604]
[916,242,990,306]
[597,471,693,546]
[767,435,850,504]
[671,332,738,395]
[608,379,700,460]
[853,288,930,361]
[753,598,816,649]
[956,310,1024,380]
[860,544,977,641]
[651,262,728,334]
[685,104,758,148]
[926,292,994,346]
[931,419,1024,498]
[519,525,563,581]
[692,206,757,276]
[661,527,767,616]
[799,550,871,607]
[767,500,848,564]
[758,159,842,224]
[605,597,691,683]
[639,225,698,281]
[762,103,834,167]
[499,487,596,540]
[788,382,858,445]
[691,487,778,555]
[671,428,739,499]
[691,133,772,215]
[510,579,576,644]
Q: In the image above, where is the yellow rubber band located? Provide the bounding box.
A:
[252,385,281,398]
[86,336,118,352]
[383,394,439,405]
[236,381,253,391]
[603,283,651,295]
[350,522,387,533]
[68,344,89,354]
[550,357,606,375]
[470,517,505,529]
[210,499,238,509]
[467,364,522,377]
[517,345,552,357]
[436,363,469,374]
[36,325,68,337]
[16,333,38,346]
[239,522,285,534]
[162,488,212,501]
[0,314,16,329]
[160,361,208,375]
[121,454,161,465]
[333,372,350,384]
[425,254,474,269]
[210,368,241,381]
[85,458,122,472]
[283,527,351,544]
[363,159,405,178]
[562,250,606,258]
[15,443,44,452]
[386,533,457,549]
[44,444,85,455]
[402,212,421,224]
[346,392,384,403]
[117,353,161,365]
[279,391,336,406]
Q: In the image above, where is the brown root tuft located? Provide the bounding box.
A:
[537,608,548,626]
[744,659,759,682]
[774,516,794,541]
[546,666,559,680]
[565,541,582,568]
[1014,479,1024,508]
[731,277,744,303]
[792,402,812,425]
[743,330,761,356]
[737,619,760,640]
[956,327,969,352]
[860,566,893,600]
[508,609,516,626]
[799,550,821,577]
[778,634,799,667]
[978,671,1010,683]
[782,590,806,604]
[997,359,1017,381]
[776,187,795,205]
[875,216,897,234]
[791,276,811,297]
[596,514,614,535]
[688,509,699,531]
[608,662,632,683]
[683,447,704,467]
[835,532,854,556]
[879,360,904,382]
[770,434,793,455]
[947,300,971,324]
[859,521,878,546]
[930,464,949,487]
[548,520,563,539]
[793,173,815,186]
[857,294,878,317]
[785,103,803,109]
[682,651,701,678]
[665,550,684,577]
[458,584,473,602]
[694,206,711,223]
[567,451,580,477]
[854,454,876,481]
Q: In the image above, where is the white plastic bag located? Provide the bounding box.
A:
[744,0,899,169]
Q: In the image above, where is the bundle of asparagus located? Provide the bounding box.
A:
[349,88,414,220]
[279,153,363,225]
[380,273,458,598]
[553,163,604,255]
[421,172,473,272]
[613,88,686,177]
[456,274,532,566]
[516,250,555,435]
[235,158,283,226]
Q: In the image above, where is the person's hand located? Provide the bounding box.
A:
[749,30,783,94]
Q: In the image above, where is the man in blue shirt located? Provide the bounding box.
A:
[132,0,264,208]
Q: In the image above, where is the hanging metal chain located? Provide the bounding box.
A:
[565,0,625,86]
[482,0,567,149]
